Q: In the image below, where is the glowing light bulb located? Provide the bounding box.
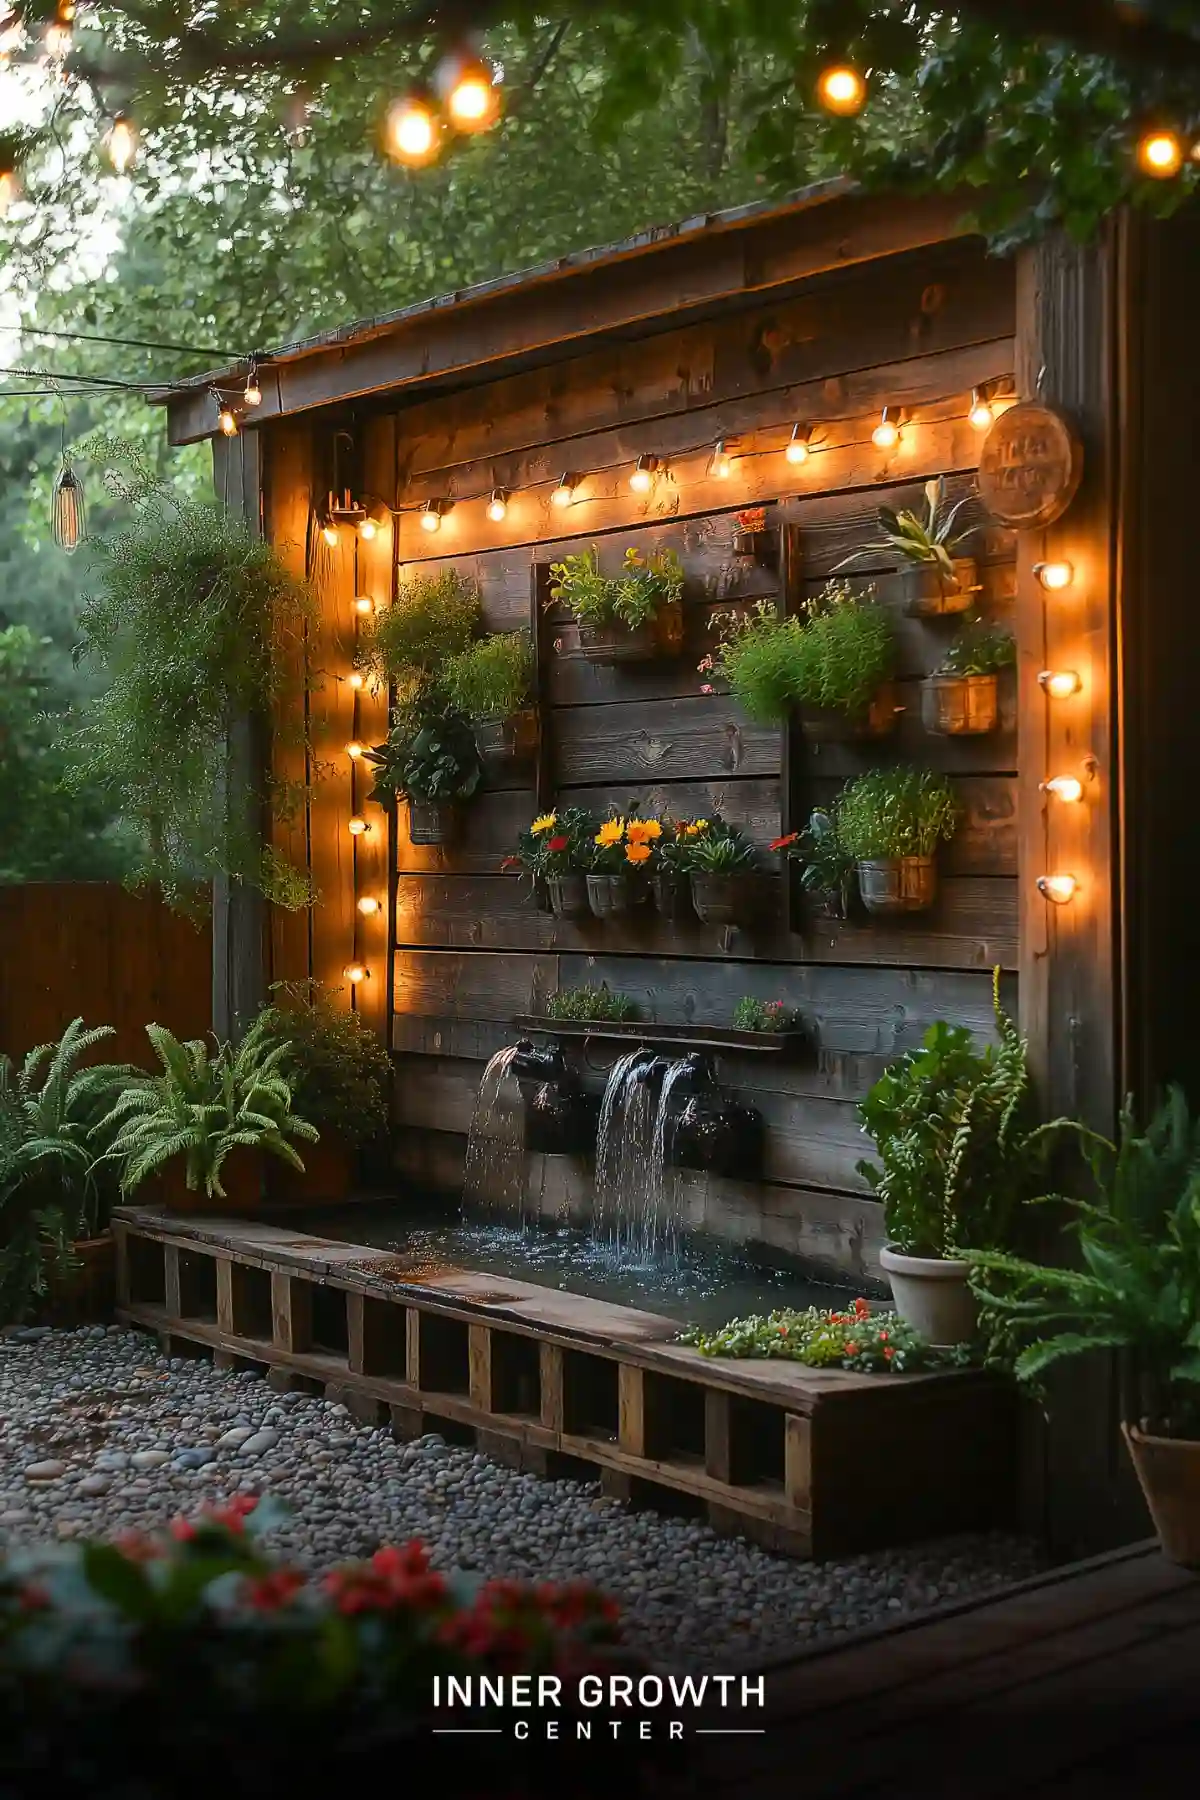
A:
[321,521,339,547]
[710,440,731,479]
[629,454,659,494]
[1038,669,1082,700]
[447,68,499,131]
[550,474,576,508]
[1037,874,1078,906]
[347,816,370,837]
[44,20,71,59]
[486,488,509,522]
[218,406,238,438]
[817,65,866,116]
[358,517,378,542]
[1034,559,1074,592]
[243,373,262,408]
[386,93,439,166]
[1138,130,1183,179]
[872,408,901,450]
[969,387,994,431]
[353,595,374,616]
[1041,775,1085,804]
[346,740,366,760]
[106,113,137,174]
[357,896,382,917]
[0,169,18,217]
[420,501,443,533]
[785,424,812,466]
[347,672,365,692]
[343,962,369,984]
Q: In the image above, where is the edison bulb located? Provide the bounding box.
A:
[447,69,498,131]
[243,375,262,408]
[353,596,374,617]
[1035,560,1074,592]
[387,94,439,166]
[710,441,731,479]
[1038,669,1082,700]
[817,66,866,116]
[872,411,900,450]
[1042,775,1084,804]
[107,114,137,175]
[785,426,811,466]
[486,488,509,522]
[218,407,238,438]
[357,896,382,917]
[550,476,575,508]
[969,389,994,431]
[359,518,378,542]
[347,816,370,837]
[420,504,442,533]
[1138,130,1182,179]
[1037,874,1078,905]
[343,962,369,983]
[630,455,658,494]
[321,522,339,547]
[347,672,365,692]
[346,740,366,760]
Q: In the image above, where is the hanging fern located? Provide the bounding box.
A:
[65,437,318,916]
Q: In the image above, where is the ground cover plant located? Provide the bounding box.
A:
[680,1296,971,1373]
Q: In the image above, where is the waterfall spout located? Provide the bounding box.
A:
[463,1045,526,1222]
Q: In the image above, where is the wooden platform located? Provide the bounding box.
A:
[112,1205,1016,1559]
[703,1542,1200,1797]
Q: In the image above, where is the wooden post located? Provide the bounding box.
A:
[272,1273,313,1354]
[539,1342,564,1435]
[784,1413,812,1514]
[163,1245,181,1319]
[468,1324,494,1412]
[215,1258,235,1336]
[617,1364,646,1459]
[704,1388,733,1484]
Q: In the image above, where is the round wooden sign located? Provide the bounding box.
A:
[976,400,1083,529]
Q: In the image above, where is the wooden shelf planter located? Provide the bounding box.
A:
[512,1015,809,1056]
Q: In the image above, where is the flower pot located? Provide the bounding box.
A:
[690,872,755,926]
[544,873,590,919]
[804,681,901,742]
[879,1245,977,1346]
[901,557,977,618]
[576,600,684,664]
[856,855,938,916]
[732,529,776,564]
[586,872,635,919]
[650,872,692,922]
[807,885,851,924]
[1123,1423,1200,1568]
[39,1234,116,1326]
[921,672,999,736]
[267,1136,357,1205]
[474,708,540,771]
[408,800,460,846]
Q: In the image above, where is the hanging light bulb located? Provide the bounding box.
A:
[353,595,375,617]
[785,424,812,466]
[347,816,371,837]
[969,386,995,432]
[346,740,366,760]
[709,440,732,479]
[1034,559,1074,592]
[51,456,86,554]
[1041,775,1085,804]
[356,896,382,917]
[106,113,137,175]
[1038,669,1082,700]
[359,517,378,542]
[435,49,501,133]
[420,499,445,533]
[629,454,659,494]
[1037,874,1078,906]
[243,368,262,408]
[486,487,509,522]
[343,962,369,984]
[817,65,866,116]
[321,519,339,547]
[550,473,576,508]
[872,407,901,450]
[217,404,238,438]
[1137,128,1183,179]
[386,91,440,167]
[347,672,366,692]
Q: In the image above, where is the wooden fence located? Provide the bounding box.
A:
[0,884,211,1066]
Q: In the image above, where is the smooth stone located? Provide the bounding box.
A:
[217,1427,255,1448]
[175,1448,217,1469]
[0,1508,32,1524]
[131,1450,171,1471]
[236,1430,280,1456]
[24,1460,67,1481]
[10,1326,53,1343]
[78,1475,111,1496]
[94,1452,131,1472]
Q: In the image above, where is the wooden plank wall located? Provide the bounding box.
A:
[352,236,1022,1281]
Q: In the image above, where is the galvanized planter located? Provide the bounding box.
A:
[474,707,540,770]
[921,672,999,736]
[408,800,460,846]
[544,873,590,919]
[576,600,684,664]
[856,855,939,916]
[901,557,977,618]
[690,872,756,926]
[586,872,636,919]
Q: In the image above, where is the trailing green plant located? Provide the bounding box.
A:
[967,1088,1200,1439]
[503,806,598,880]
[707,600,804,724]
[934,618,1017,677]
[685,826,758,874]
[66,438,318,916]
[835,767,959,861]
[834,479,979,580]
[256,984,391,1146]
[439,631,533,722]
[0,1019,136,1324]
[357,568,480,694]
[733,997,800,1034]
[793,581,896,718]
[550,545,683,631]
[680,1296,971,1373]
[771,808,857,918]
[365,703,483,806]
[543,985,639,1023]
[101,1020,319,1201]
[857,969,1069,1260]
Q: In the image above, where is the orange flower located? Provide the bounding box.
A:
[625,842,651,865]
[595,818,625,847]
[626,818,662,844]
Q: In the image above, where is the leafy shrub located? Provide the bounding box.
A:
[733,997,800,1033]
[680,1296,970,1372]
[359,569,480,691]
[440,631,533,721]
[544,985,639,1022]
[366,703,482,805]
[793,581,896,717]
[935,618,1017,676]
[709,600,803,723]
[835,767,959,861]
[256,985,390,1146]
[551,545,683,630]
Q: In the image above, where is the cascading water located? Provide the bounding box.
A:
[591,1049,657,1248]
[462,1044,526,1221]
[643,1056,699,1257]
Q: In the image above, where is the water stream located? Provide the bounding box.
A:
[644,1056,696,1257]
[462,1044,526,1221]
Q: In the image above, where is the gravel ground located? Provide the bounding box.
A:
[0,1325,1048,1667]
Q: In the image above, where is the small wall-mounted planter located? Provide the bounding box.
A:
[408,800,460,846]
[805,885,853,925]
[901,557,977,618]
[731,528,776,565]
[672,1093,764,1179]
[586,872,636,919]
[544,873,590,919]
[689,872,756,926]
[650,872,692,922]
[921,672,999,736]
[474,708,540,770]
[804,681,901,743]
[576,600,684,664]
[856,855,938,916]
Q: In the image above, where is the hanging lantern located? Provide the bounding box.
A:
[52,456,85,553]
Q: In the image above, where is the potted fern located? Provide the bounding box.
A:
[441,630,538,771]
[683,820,760,925]
[366,701,483,847]
[967,1089,1200,1566]
[550,544,685,664]
[858,970,1061,1346]
[834,479,980,617]
[835,767,959,916]
[921,619,1015,736]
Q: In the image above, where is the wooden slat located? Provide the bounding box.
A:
[553,694,779,786]
[468,1323,494,1410]
[350,413,396,1040]
[618,1364,646,1458]
[273,1271,313,1354]
[784,1413,813,1511]
[704,1389,732,1484]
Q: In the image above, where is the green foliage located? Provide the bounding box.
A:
[794,581,896,716]
[772,808,857,917]
[710,600,803,724]
[857,969,1066,1259]
[65,439,316,916]
[358,569,480,694]
[936,618,1017,676]
[685,824,758,874]
[967,1088,1200,1437]
[0,1019,136,1323]
[544,985,639,1023]
[440,631,533,722]
[550,545,683,631]
[733,997,800,1033]
[836,480,978,580]
[680,1295,971,1373]
[101,1020,319,1201]
[256,984,391,1147]
[366,702,483,805]
[835,767,959,861]
[506,806,598,879]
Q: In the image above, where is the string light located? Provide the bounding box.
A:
[106,113,137,175]
[550,473,577,508]
[353,595,374,616]
[343,962,369,984]
[1038,669,1082,700]
[420,499,446,533]
[969,386,995,431]
[217,404,238,438]
[1037,874,1078,906]
[356,896,382,917]
[817,65,866,116]
[709,440,732,479]
[872,407,902,450]
[347,816,370,837]
[0,167,19,217]
[321,519,339,546]
[629,454,659,494]
[785,424,812,466]
[486,487,509,522]
[346,740,366,759]
[346,672,366,692]
[1137,129,1183,178]
[1041,775,1084,804]
[1034,559,1074,592]
[386,91,440,166]
[243,369,262,408]
[436,51,501,133]
[359,517,378,541]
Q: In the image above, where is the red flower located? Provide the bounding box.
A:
[547,835,569,852]
[169,1517,197,1542]
[500,855,521,871]
[853,1297,870,1318]
[242,1570,305,1613]
[883,1347,895,1361]
[769,833,799,851]
[845,1342,859,1355]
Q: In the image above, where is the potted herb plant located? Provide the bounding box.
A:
[731,507,775,563]
[505,807,597,917]
[771,807,857,922]
[550,544,685,664]
[544,985,640,1022]
[733,997,801,1033]
[440,630,538,770]
[366,700,482,847]
[834,479,980,617]
[858,970,1060,1346]
[648,816,699,921]
[357,567,480,695]
[835,767,958,916]
[684,820,760,925]
[967,1089,1200,1566]
[257,984,391,1202]
[792,581,899,738]
[709,600,804,723]
[921,618,1015,736]
[585,811,657,919]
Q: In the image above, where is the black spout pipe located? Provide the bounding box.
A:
[512,1038,568,1082]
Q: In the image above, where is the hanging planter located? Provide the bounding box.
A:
[408,800,461,846]
[856,855,939,916]
[830,479,982,620]
[577,601,684,664]
[901,557,977,618]
[690,872,757,926]
[730,508,776,565]
[551,544,686,664]
[544,873,590,918]
[650,872,692,922]
[804,680,901,742]
[836,768,959,921]
[440,633,538,770]
[921,671,999,736]
[585,872,636,919]
[473,707,540,769]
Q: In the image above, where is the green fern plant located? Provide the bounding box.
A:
[102,1020,319,1202]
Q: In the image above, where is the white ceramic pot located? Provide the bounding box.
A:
[879,1244,977,1346]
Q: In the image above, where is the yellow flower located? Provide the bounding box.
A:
[625,841,652,865]
[595,818,625,848]
[531,813,557,835]
[685,819,711,838]
[626,819,662,844]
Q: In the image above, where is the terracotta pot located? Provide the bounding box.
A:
[879,1245,977,1346]
[576,600,684,664]
[545,873,590,919]
[689,872,755,926]
[474,708,540,771]
[901,557,977,618]
[805,681,901,742]
[586,872,635,919]
[921,672,999,736]
[650,872,692,922]
[856,855,938,916]
[40,1234,116,1326]
[408,800,460,846]
[267,1136,357,1205]
[1123,1423,1200,1568]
